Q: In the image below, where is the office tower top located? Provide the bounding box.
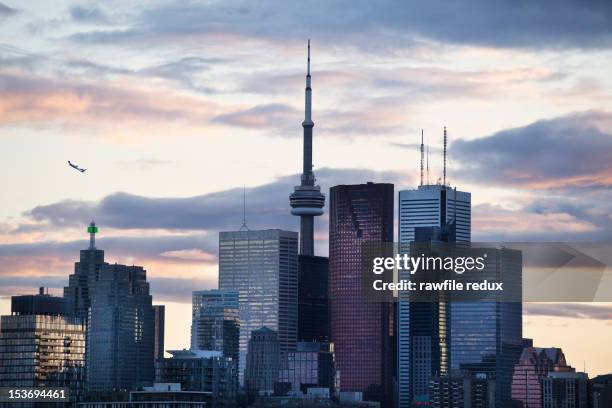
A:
[64,221,106,319]
[399,185,471,243]
[290,40,325,256]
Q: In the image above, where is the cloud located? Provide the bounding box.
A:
[525,303,612,320]
[0,71,224,134]
[67,0,612,50]
[213,103,297,131]
[69,5,110,24]
[453,111,612,190]
[0,2,17,18]
[24,167,408,231]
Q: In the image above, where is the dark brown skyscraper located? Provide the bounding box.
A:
[329,182,395,407]
[153,305,165,361]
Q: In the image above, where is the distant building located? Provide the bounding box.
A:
[79,383,211,408]
[329,182,395,407]
[154,305,165,361]
[245,327,281,395]
[0,288,86,402]
[591,374,612,408]
[511,346,575,408]
[218,229,298,384]
[191,290,239,364]
[279,341,336,394]
[86,263,155,392]
[429,370,495,408]
[542,371,589,408]
[297,255,329,342]
[156,349,237,408]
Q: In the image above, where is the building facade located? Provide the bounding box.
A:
[0,290,86,402]
[297,255,329,342]
[156,350,237,408]
[329,182,395,407]
[279,341,336,394]
[218,229,298,384]
[245,327,281,395]
[86,263,155,392]
[154,305,165,361]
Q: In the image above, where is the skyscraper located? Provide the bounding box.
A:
[0,288,86,402]
[329,182,395,407]
[218,229,298,384]
[397,181,522,406]
[64,221,106,320]
[191,289,239,364]
[86,263,155,392]
[289,40,325,257]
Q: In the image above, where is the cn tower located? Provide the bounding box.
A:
[289,40,325,256]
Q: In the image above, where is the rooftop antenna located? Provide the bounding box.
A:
[420,129,424,186]
[443,126,447,187]
[240,186,249,231]
[426,143,430,186]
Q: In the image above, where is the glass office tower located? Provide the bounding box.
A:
[218,229,299,385]
[86,263,155,392]
[397,184,522,406]
[329,182,395,407]
[191,289,240,363]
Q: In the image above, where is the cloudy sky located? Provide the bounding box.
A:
[1,0,612,374]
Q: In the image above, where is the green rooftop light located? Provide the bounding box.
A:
[87,226,98,234]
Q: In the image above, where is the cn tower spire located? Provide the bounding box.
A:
[290,40,325,256]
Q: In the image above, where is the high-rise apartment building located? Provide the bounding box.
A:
[218,229,298,384]
[86,263,155,392]
[0,289,86,402]
[329,182,395,407]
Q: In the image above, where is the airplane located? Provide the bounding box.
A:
[68,161,86,173]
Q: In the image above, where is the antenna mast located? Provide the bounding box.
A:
[420,129,424,186]
[426,143,430,185]
[240,186,249,231]
[443,126,447,187]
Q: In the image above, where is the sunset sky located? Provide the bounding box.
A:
[1,0,611,375]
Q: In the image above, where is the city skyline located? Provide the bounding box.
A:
[1,0,612,380]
